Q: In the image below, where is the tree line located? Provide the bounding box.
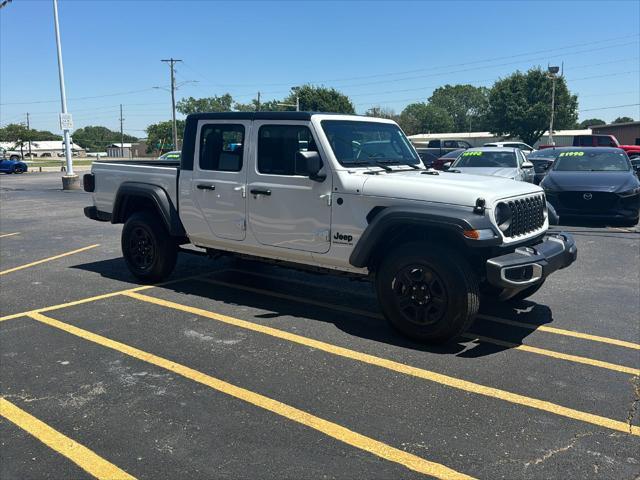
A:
[1,68,636,154]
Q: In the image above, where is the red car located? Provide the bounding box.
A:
[573,134,640,159]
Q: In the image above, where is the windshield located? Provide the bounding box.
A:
[452,150,517,168]
[552,150,630,172]
[442,149,465,159]
[528,149,558,160]
[159,151,181,161]
[321,120,420,167]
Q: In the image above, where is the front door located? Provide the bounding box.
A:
[247,121,332,254]
[191,121,249,241]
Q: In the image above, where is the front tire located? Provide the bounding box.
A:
[375,243,479,343]
[12,165,23,174]
[122,211,177,283]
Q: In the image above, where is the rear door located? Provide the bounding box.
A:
[246,121,333,253]
[191,120,249,241]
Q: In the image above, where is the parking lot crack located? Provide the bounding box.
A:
[524,432,593,468]
[627,375,640,434]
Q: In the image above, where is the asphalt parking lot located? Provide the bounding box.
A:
[1,172,639,480]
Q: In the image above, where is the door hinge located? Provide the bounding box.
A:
[320,193,332,206]
[315,229,330,242]
[234,185,246,198]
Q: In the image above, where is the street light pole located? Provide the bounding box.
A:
[53,0,76,187]
[547,65,560,147]
[161,58,182,150]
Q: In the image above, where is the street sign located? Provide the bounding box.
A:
[59,113,73,130]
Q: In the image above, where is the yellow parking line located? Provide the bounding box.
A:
[27,312,474,480]
[0,232,20,239]
[477,315,640,351]
[0,397,136,480]
[124,291,639,436]
[225,268,640,352]
[198,277,638,376]
[0,272,214,323]
[461,334,640,376]
[0,244,100,276]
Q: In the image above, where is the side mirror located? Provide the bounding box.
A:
[442,162,452,171]
[296,150,326,182]
[522,161,534,169]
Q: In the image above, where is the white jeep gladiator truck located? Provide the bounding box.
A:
[84,112,577,343]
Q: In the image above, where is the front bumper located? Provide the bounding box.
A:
[486,233,577,290]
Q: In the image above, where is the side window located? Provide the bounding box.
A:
[199,124,244,172]
[459,141,472,149]
[443,140,457,148]
[258,125,315,176]
[597,136,614,147]
[517,150,524,166]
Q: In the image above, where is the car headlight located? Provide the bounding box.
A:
[619,187,640,197]
[495,203,512,233]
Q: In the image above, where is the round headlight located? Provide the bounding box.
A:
[495,203,512,232]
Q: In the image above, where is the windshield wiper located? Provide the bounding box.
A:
[374,159,421,171]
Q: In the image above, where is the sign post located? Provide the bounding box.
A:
[53,0,78,189]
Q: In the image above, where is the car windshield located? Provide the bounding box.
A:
[552,150,630,171]
[321,120,420,167]
[452,150,517,168]
[442,149,464,159]
[527,150,558,160]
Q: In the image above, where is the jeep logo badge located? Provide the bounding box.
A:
[333,232,353,244]
[583,193,593,200]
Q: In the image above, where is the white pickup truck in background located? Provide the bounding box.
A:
[84,112,577,343]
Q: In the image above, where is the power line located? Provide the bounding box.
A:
[579,103,640,112]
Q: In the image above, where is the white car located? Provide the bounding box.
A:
[0,147,22,161]
[448,147,535,183]
[83,112,576,343]
[484,141,536,155]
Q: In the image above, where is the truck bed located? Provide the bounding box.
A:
[91,160,179,215]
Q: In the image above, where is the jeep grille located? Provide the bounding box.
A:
[500,194,546,238]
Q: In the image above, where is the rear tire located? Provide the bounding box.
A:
[375,243,479,343]
[12,165,23,174]
[122,211,177,283]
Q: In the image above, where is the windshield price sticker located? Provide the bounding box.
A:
[558,151,585,157]
[462,151,483,156]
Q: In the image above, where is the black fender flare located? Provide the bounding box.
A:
[349,205,499,268]
[112,182,185,236]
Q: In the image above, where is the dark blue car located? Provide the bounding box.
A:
[0,158,28,174]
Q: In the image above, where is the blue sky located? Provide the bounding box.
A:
[1,0,639,137]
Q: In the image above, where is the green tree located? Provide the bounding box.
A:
[0,123,60,144]
[487,68,578,146]
[613,116,634,124]
[145,120,185,154]
[176,94,233,115]
[72,125,137,151]
[282,85,355,113]
[398,103,454,136]
[234,98,283,112]
[428,84,490,132]
[365,106,399,121]
[578,118,606,128]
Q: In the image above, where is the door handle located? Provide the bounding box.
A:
[197,184,216,191]
[250,189,271,196]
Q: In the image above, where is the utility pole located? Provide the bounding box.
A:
[547,65,560,147]
[119,104,124,158]
[161,58,182,150]
[52,0,76,188]
[256,91,261,112]
[26,113,32,159]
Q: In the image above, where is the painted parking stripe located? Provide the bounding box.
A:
[26,312,474,480]
[477,315,640,351]
[226,268,640,351]
[0,397,136,480]
[197,277,638,376]
[0,232,20,239]
[124,291,639,436]
[0,272,213,323]
[0,244,100,276]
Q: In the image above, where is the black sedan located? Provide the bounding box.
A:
[527,149,561,184]
[541,147,640,226]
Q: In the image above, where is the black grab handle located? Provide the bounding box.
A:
[250,189,271,196]
[196,184,216,190]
